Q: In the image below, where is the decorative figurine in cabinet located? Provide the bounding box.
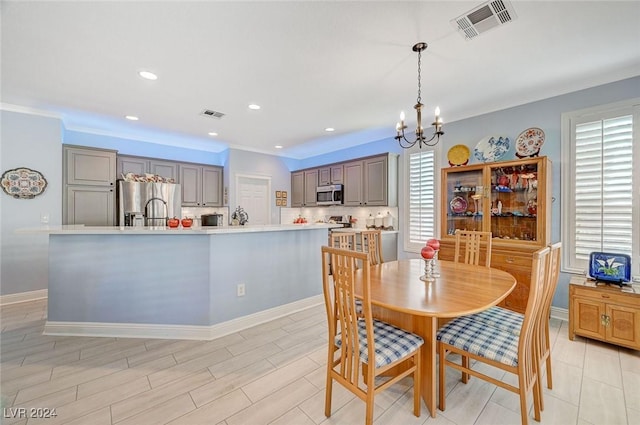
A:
[439,156,552,313]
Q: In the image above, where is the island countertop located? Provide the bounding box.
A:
[18,223,340,235]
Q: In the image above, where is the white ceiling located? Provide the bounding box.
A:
[2,1,639,159]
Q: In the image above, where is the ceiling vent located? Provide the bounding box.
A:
[200,109,225,119]
[451,0,517,40]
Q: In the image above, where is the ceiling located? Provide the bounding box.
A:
[2,1,639,159]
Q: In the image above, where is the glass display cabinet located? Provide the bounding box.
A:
[439,156,552,313]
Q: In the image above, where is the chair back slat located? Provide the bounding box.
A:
[330,232,356,250]
[454,230,492,267]
[359,230,384,265]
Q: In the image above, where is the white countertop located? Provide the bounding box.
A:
[330,227,398,234]
[18,223,341,235]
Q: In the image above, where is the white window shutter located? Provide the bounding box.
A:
[408,151,436,246]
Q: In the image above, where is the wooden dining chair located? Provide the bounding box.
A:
[330,231,357,250]
[459,242,562,410]
[321,246,423,425]
[437,246,550,425]
[359,229,383,265]
[454,229,492,267]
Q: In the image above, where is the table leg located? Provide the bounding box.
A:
[415,315,437,417]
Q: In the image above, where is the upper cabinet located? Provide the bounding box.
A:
[318,165,343,185]
[66,146,116,186]
[291,169,318,207]
[344,154,398,207]
[180,164,222,207]
[117,155,179,182]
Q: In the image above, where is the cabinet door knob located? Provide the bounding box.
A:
[600,314,610,327]
[506,257,515,263]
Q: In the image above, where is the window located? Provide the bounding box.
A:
[404,149,438,252]
[561,99,640,278]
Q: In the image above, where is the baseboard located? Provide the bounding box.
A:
[550,306,568,322]
[0,289,48,306]
[44,294,324,340]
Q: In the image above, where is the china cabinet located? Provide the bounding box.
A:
[569,276,640,350]
[438,156,552,313]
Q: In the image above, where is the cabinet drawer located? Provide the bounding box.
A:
[572,286,640,308]
[491,251,532,268]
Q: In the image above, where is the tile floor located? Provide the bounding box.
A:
[1,299,638,425]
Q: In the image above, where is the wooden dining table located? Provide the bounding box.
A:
[354,258,517,418]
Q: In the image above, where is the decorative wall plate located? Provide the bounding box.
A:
[447,144,471,166]
[1,167,48,199]
[474,136,511,162]
[449,196,468,214]
[515,127,545,158]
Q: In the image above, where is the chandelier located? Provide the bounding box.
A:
[395,42,444,149]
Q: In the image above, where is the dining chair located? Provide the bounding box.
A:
[459,242,562,410]
[359,229,384,265]
[330,231,357,250]
[453,229,492,267]
[437,246,550,425]
[321,246,423,425]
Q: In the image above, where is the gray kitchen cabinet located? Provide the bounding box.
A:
[63,145,117,225]
[291,171,304,207]
[66,186,115,226]
[117,155,179,182]
[180,164,222,206]
[304,169,318,206]
[117,155,148,177]
[291,169,318,207]
[343,154,397,207]
[318,165,343,185]
[66,146,116,186]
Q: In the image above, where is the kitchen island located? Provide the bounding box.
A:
[26,224,336,340]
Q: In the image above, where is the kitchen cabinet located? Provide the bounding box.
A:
[569,276,640,350]
[290,169,318,207]
[117,155,179,182]
[343,154,397,207]
[180,163,222,207]
[438,156,551,314]
[63,145,117,225]
[318,165,343,185]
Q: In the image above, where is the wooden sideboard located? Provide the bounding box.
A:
[569,276,640,350]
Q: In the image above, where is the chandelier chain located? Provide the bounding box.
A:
[417,50,422,104]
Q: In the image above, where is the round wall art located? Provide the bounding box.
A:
[1,167,48,199]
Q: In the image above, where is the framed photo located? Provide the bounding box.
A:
[281,191,287,199]
[276,199,283,206]
[276,190,282,198]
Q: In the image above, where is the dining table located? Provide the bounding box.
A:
[354,258,517,418]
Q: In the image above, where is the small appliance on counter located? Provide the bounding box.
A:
[201,213,224,226]
[328,215,351,228]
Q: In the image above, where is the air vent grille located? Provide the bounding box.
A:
[451,0,517,40]
[200,109,225,119]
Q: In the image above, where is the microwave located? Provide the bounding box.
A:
[316,184,343,206]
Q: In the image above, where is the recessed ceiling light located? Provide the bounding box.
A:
[138,70,158,80]
[248,104,261,110]
[208,132,218,136]
[125,115,139,121]
[325,127,335,132]
[275,145,283,149]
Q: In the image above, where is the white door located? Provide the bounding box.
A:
[236,175,270,225]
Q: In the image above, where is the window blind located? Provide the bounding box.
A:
[408,151,435,244]
[574,115,633,259]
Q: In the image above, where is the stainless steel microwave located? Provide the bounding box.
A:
[316,184,343,206]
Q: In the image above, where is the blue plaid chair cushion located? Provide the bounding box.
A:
[464,306,523,336]
[437,316,519,367]
[336,319,423,368]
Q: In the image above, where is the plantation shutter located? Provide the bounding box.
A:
[574,114,633,260]
[408,150,436,244]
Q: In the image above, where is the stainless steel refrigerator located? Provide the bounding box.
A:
[117,181,182,226]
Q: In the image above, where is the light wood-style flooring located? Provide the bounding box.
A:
[1,299,638,424]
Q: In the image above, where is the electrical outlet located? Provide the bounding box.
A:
[237,283,246,297]
[40,212,50,224]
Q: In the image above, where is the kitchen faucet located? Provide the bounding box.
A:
[144,197,168,226]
